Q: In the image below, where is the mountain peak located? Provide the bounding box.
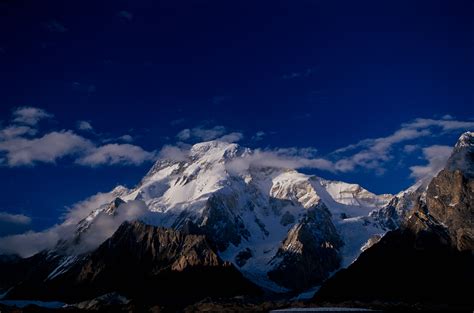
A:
[190,140,243,160]
[455,131,474,149]
[447,131,474,177]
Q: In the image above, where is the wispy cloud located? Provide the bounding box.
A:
[12,106,53,126]
[0,212,31,225]
[226,148,334,174]
[0,125,37,139]
[331,117,474,174]
[0,193,151,257]
[409,145,452,181]
[118,134,134,142]
[0,191,118,256]
[0,131,93,166]
[77,120,93,131]
[176,125,241,142]
[0,107,156,167]
[77,144,156,166]
[0,211,32,237]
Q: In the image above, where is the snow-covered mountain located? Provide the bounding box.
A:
[69,140,400,291]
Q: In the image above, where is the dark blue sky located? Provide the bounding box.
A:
[0,0,473,233]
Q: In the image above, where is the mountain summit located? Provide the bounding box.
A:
[0,140,401,295]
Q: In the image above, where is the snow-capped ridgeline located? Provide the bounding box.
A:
[67,140,412,290]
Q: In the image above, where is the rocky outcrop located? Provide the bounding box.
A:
[268,204,343,290]
[3,221,260,306]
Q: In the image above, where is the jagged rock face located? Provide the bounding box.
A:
[268,205,343,290]
[422,132,474,251]
[425,169,473,250]
[313,131,474,308]
[370,182,426,230]
[4,221,260,305]
[78,220,223,278]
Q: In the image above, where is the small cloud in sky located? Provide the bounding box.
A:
[0,212,31,225]
[176,128,191,141]
[118,134,134,142]
[251,131,265,141]
[117,10,134,22]
[219,132,244,143]
[12,106,53,126]
[77,120,93,131]
[44,20,68,33]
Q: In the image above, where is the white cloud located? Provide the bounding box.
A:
[118,134,133,142]
[77,143,156,166]
[0,107,156,168]
[0,212,31,225]
[0,195,150,257]
[0,212,32,239]
[0,191,117,257]
[73,200,149,253]
[12,107,53,126]
[218,132,244,143]
[0,125,36,139]
[176,128,191,140]
[0,229,63,257]
[158,144,190,162]
[402,118,474,132]
[331,117,473,174]
[176,125,227,141]
[226,148,334,174]
[409,145,452,181]
[0,131,93,166]
[77,120,93,131]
